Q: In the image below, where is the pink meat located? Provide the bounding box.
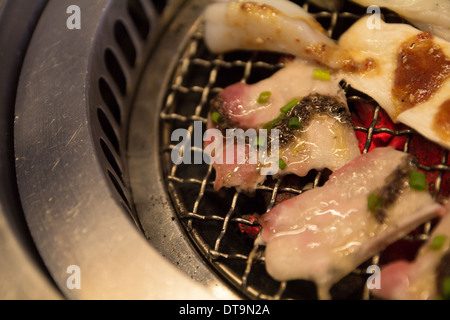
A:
[258,147,444,299]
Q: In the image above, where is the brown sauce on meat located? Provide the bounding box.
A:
[392,32,450,117]
[433,99,450,143]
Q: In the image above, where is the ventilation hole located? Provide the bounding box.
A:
[127,0,150,40]
[104,48,127,95]
[114,21,137,68]
[107,169,131,210]
[150,0,166,15]
[97,108,120,154]
[99,77,122,125]
[100,138,123,178]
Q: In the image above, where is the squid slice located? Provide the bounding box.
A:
[203,0,374,71]
[351,0,450,42]
[258,147,444,299]
[205,60,361,193]
[372,203,450,300]
[338,16,450,150]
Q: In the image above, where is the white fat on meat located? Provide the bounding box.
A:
[351,0,450,42]
[203,0,373,71]
[338,16,450,150]
[205,59,361,192]
[372,202,450,300]
[259,147,444,299]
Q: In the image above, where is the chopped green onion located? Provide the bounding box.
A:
[313,68,331,81]
[430,234,447,250]
[211,111,223,124]
[288,117,303,130]
[278,158,287,170]
[253,136,266,147]
[368,193,382,212]
[257,91,272,104]
[409,170,428,191]
[280,98,299,114]
[263,116,282,130]
[441,277,450,300]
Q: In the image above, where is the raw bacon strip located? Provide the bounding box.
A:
[258,147,444,299]
[372,203,450,300]
[205,60,360,193]
[210,60,347,130]
[338,16,450,150]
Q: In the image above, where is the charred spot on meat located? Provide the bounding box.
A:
[370,155,418,224]
[273,93,352,147]
[204,60,361,193]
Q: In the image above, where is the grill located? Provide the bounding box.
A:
[5,0,449,300]
[148,0,450,300]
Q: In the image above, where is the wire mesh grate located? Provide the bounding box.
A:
[159,0,450,300]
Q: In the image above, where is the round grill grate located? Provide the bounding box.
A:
[158,0,450,299]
